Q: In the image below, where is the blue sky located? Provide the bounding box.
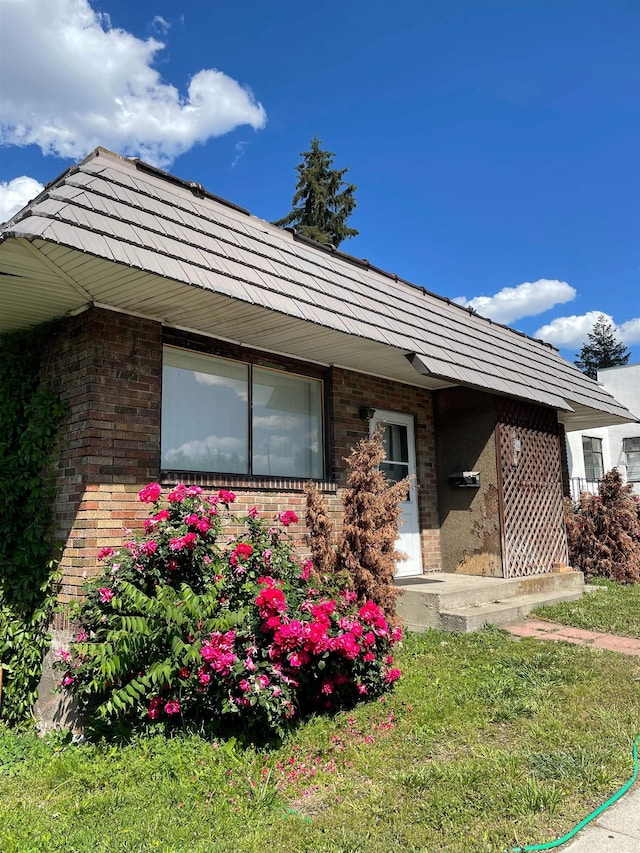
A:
[1,0,638,365]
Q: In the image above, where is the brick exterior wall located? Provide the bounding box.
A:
[47,307,162,608]
[47,307,441,615]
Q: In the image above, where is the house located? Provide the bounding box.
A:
[1,147,637,637]
[566,364,640,499]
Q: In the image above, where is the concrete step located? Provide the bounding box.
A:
[396,571,586,634]
[397,571,584,610]
[439,588,585,634]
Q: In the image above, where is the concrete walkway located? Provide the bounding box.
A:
[506,618,640,851]
[557,785,640,852]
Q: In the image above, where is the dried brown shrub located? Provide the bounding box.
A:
[337,423,409,621]
[566,469,640,583]
[303,480,336,580]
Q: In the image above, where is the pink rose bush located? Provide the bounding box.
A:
[56,484,401,739]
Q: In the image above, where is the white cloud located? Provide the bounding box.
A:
[534,311,611,348]
[453,279,576,325]
[163,434,246,466]
[0,0,266,168]
[193,371,248,400]
[533,311,640,349]
[151,15,170,35]
[0,176,44,222]
[231,140,248,168]
[618,318,640,345]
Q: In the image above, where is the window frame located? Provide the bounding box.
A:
[623,437,640,483]
[160,343,327,481]
[582,435,604,483]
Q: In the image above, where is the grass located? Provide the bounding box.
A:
[532,579,640,638]
[1,627,639,853]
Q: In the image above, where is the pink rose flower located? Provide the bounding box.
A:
[164,700,181,715]
[97,546,114,561]
[147,696,162,719]
[98,587,114,604]
[248,506,259,518]
[182,532,198,550]
[218,489,236,503]
[391,626,403,644]
[138,482,162,503]
[276,510,299,527]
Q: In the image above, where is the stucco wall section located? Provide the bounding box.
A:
[434,388,503,576]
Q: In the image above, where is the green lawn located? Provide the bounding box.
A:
[532,579,640,639]
[2,627,639,853]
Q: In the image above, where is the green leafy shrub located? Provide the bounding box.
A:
[56,484,402,739]
[0,325,66,724]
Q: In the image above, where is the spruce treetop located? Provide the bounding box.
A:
[274,135,358,247]
[574,314,630,379]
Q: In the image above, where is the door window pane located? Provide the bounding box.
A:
[252,367,323,478]
[380,461,409,485]
[162,348,248,473]
[383,423,409,463]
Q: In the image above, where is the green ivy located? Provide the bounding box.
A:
[0,324,67,725]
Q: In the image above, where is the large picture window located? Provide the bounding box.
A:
[161,347,323,479]
[582,435,604,482]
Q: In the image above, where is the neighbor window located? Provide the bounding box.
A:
[623,437,640,482]
[161,347,323,478]
[582,436,604,482]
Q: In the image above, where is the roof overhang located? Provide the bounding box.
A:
[0,235,453,391]
[407,352,637,431]
[1,146,636,435]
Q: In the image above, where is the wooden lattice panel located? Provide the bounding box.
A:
[496,398,569,577]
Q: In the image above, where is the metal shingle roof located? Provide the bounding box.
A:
[1,147,635,429]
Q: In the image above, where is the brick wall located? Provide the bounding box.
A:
[330,367,441,571]
[47,307,162,606]
[47,308,441,613]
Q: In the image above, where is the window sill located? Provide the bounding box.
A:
[160,470,338,494]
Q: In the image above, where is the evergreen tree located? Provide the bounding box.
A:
[274,136,358,247]
[574,314,630,379]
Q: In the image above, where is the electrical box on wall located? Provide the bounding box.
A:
[448,471,481,488]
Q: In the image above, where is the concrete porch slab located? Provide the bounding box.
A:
[395,571,585,634]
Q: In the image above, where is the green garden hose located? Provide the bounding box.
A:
[509,734,640,852]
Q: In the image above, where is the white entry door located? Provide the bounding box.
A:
[371,411,423,578]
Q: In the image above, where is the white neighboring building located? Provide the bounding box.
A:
[566,364,640,498]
